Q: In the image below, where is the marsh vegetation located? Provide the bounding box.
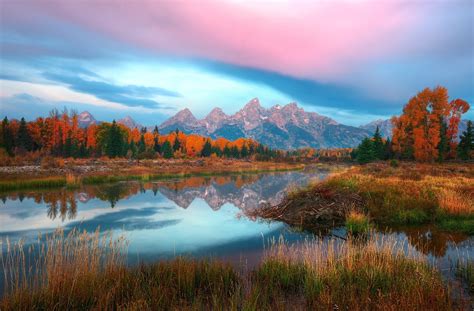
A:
[1,229,467,310]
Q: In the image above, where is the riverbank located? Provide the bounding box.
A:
[248,162,474,234]
[1,229,467,310]
[0,158,309,191]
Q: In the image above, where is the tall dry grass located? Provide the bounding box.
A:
[252,234,457,309]
[1,229,464,310]
[1,229,127,300]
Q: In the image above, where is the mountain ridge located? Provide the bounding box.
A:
[75,100,474,149]
[157,98,369,149]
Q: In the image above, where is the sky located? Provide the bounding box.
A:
[0,0,473,126]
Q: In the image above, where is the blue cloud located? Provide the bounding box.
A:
[193,60,396,115]
[42,70,181,108]
[0,93,174,125]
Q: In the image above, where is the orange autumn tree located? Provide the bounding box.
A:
[184,134,206,156]
[86,124,97,150]
[143,132,155,148]
[391,86,470,161]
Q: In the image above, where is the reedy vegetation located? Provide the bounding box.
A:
[250,162,474,234]
[0,229,464,310]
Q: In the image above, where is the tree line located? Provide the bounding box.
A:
[0,109,283,161]
[353,86,473,163]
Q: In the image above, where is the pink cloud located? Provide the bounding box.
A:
[3,0,418,80]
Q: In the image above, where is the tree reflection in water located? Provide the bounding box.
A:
[1,172,471,258]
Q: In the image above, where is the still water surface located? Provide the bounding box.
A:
[1,169,472,292]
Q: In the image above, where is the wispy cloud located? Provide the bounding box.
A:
[41,69,180,109]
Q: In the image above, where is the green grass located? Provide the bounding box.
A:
[392,208,431,225]
[0,177,66,191]
[345,211,371,234]
[437,214,474,235]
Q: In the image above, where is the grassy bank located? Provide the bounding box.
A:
[0,160,304,192]
[249,162,474,234]
[0,229,463,310]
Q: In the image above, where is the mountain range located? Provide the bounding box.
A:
[157,98,374,149]
[77,99,471,149]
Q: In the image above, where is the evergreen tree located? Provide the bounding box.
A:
[106,120,123,157]
[71,138,80,158]
[223,145,231,158]
[372,126,384,160]
[56,128,64,156]
[437,118,449,161]
[78,143,87,158]
[356,138,376,164]
[162,140,173,159]
[201,140,212,157]
[129,140,138,159]
[153,126,159,135]
[1,117,14,155]
[458,121,474,160]
[153,137,161,153]
[211,146,222,157]
[384,138,393,160]
[248,144,255,155]
[231,146,240,158]
[241,145,249,158]
[17,117,33,152]
[173,137,181,152]
[350,148,358,160]
[63,134,72,157]
[138,134,146,154]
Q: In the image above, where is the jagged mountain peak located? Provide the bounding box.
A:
[202,107,228,132]
[206,107,227,119]
[78,111,97,128]
[159,107,200,133]
[165,108,197,123]
[79,110,93,117]
[282,102,299,110]
[118,115,142,129]
[241,98,264,113]
[176,108,196,120]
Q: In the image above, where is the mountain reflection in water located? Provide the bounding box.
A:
[0,170,472,264]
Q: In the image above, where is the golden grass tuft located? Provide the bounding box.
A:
[437,188,474,215]
[65,173,81,187]
[1,228,127,297]
[345,210,371,234]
